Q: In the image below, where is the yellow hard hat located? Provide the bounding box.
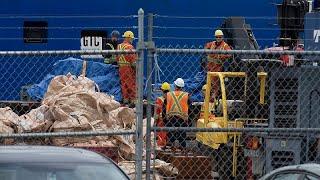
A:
[161,82,170,91]
[122,31,135,39]
[215,29,224,36]
[202,84,207,91]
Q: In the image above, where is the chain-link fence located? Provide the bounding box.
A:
[0,48,145,179]
[0,7,147,179]
[1,8,320,180]
[151,127,320,180]
[146,48,320,180]
[141,12,320,180]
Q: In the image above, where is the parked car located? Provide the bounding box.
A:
[259,163,320,180]
[0,146,129,180]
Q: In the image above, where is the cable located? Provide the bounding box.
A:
[152,37,282,41]
[0,15,136,19]
[0,26,137,30]
[152,26,309,31]
[0,37,141,40]
[0,25,310,31]
[154,14,316,20]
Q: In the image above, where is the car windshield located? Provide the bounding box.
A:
[0,162,128,180]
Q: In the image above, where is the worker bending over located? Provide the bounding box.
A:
[205,29,231,102]
[163,78,192,148]
[154,82,171,147]
[116,31,138,106]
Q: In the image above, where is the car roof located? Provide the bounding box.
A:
[271,163,320,175]
[0,145,112,164]
[261,163,320,179]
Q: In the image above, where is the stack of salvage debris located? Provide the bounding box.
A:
[0,71,178,179]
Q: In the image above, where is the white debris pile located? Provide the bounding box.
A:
[0,120,14,134]
[44,74,120,132]
[0,74,134,155]
[0,73,178,178]
[0,107,20,133]
[19,105,54,133]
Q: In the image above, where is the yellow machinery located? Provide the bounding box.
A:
[196,71,267,177]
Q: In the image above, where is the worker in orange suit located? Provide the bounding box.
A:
[117,31,138,106]
[205,29,232,102]
[154,82,171,147]
[163,78,192,148]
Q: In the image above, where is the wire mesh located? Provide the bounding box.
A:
[149,49,320,180]
[0,49,143,179]
[1,11,320,180]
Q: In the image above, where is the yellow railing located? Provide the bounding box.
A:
[200,71,267,177]
[203,72,246,126]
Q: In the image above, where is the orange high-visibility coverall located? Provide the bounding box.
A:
[154,96,167,146]
[117,40,138,103]
[205,41,231,99]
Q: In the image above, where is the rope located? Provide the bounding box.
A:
[142,53,165,105]
[154,53,164,83]
[144,53,164,94]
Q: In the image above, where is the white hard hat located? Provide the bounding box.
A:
[174,78,185,88]
[215,29,224,36]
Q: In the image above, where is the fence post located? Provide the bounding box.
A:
[146,13,154,180]
[135,8,144,180]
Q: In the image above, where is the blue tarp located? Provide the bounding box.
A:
[26,57,123,102]
[27,57,205,103]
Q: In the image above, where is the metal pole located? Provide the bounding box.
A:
[135,8,144,180]
[146,13,154,180]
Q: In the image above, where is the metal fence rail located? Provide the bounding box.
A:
[1,9,320,180]
[152,127,320,133]
[0,130,135,138]
[0,50,137,55]
[156,48,320,55]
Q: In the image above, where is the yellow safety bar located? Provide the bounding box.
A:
[204,72,246,178]
[258,72,267,104]
[204,72,246,126]
[202,71,267,178]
